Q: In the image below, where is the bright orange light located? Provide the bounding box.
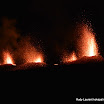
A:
[54,64,58,65]
[34,57,42,63]
[68,52,77,62]
[6,56,12,64]
[78,24,99,57]
[3,51,15,65]
[63,51,77,63]
[25,53,44,63]
[88,36,97,56]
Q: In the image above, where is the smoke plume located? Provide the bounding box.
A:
[0,17,44,65]
[0,17,20,63]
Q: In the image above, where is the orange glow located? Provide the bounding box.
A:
[63,51,77,63]
[78,24,99,57]
[88,36,97,56]
[25,52,44,63]
[3,51,15,65]
[54,64,58,65]
[68,52,77,62]
[34,56,43,63]
[21,40,44,64]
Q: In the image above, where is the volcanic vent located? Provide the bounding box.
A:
[77,23,99,58]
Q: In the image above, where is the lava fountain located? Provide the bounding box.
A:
[68,52,77,62]
[3,51,16,65]
[33,55,43,63]
[63,51,77,63]
[19,38,44,64]
[77,24,99,57]
[25,52,44,64]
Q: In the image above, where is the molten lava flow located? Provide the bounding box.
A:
[63,51,77,63]
[3,51,15,65]
[78,24,99,57]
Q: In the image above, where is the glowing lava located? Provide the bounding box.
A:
[78,24,99,57]
[88,36,97,56]
[34,56,43,63]
[3,51,15,65]
[63,51,77,63]
[68,52,77,62]
[20,40,44,64]
[25,52,44,63]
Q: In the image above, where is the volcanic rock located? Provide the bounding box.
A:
[64,55,104,65]
[13,62,46,71]
[0,64,16,71]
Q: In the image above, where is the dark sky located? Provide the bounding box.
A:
[0,0,104,63]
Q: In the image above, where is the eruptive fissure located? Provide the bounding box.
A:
[0,18,102,68]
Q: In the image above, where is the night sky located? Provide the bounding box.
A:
[0,0,104,64]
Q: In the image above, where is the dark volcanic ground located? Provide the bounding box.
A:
[1,56,104,100]
[0,56,104,72]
